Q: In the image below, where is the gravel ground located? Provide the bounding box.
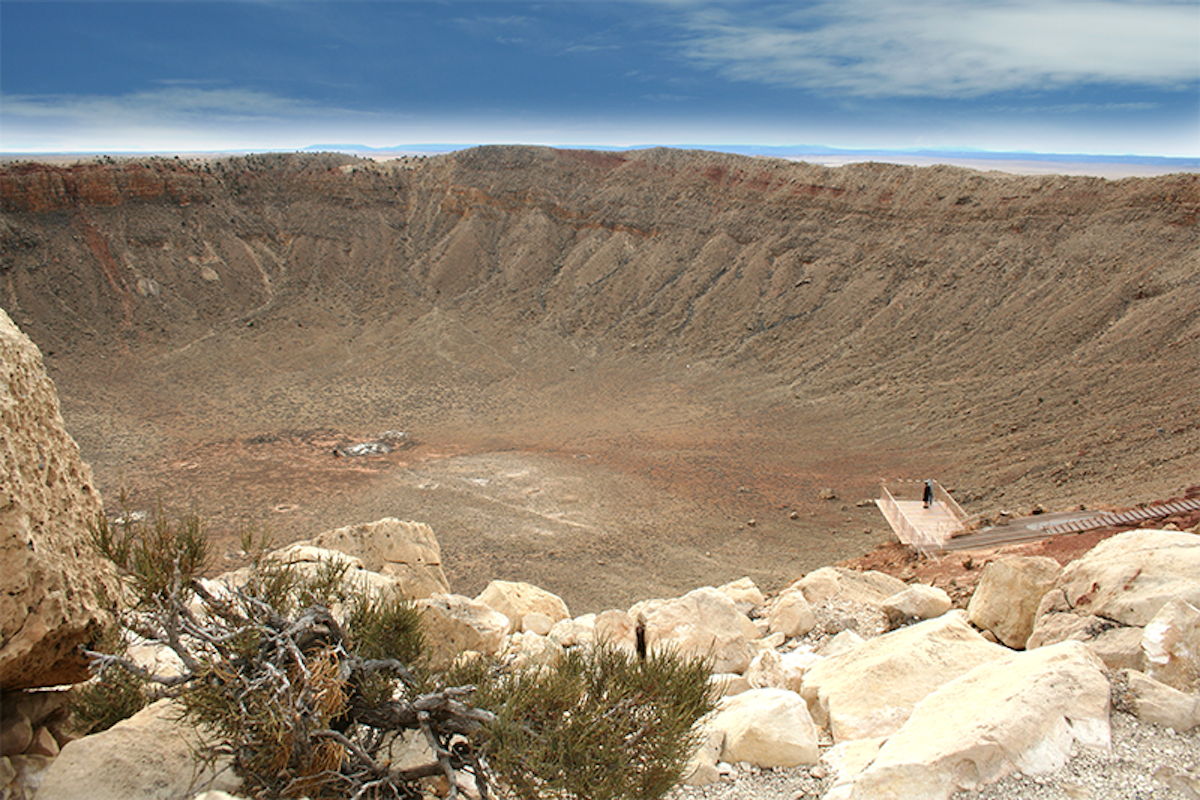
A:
[666,711,1199,800]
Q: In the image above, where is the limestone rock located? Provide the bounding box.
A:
[881,585,952,629]
[800,612,1008,742]
[0,309,121,690]
[417,594,509,669]
[593,609,637,652]
[35,699,240,800]
[829,641,1111,800]
[717,577,766,616]
[967,555,1062,649]
[1040,529,1200,628]
[1089,625,1146,671]
[1124,669,1200,732]
[710,688,820,768]
[744,647,817,693]
[1025,605,1116,650]
[476,580,569,634]
[500,631,563,670]
[521,611,555,636]
[767,591,817,638]
[548,613,595,648]
[819,629,866,657]
[310,518,450,599]
[793,567,908,607]
[1142,598,1200,692]
[681,728,725,786]
[629,587,758,674]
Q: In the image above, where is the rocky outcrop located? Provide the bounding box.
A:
[629,587,760,674]
[417,594,509,669]
[1142,598,1200,692]
[827,641,1111,800]
[792,567,908,607]
[35,699,239,800]
[967,555,1061,648]
[708,688,820,768]
[0,309,121,690]
[475,580,570,634]
[1027,530,1200,670]
[309,518,450,599]
[880,585,951,629]
[799,612,1009,742]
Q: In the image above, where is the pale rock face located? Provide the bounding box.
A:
[800,612,1008,742]
[629,587,759,674]
[417,594,510,669]
[767,591,817,638]
[681,728,725,786]
[548,613,595,648]
[593,609,637,652]
[819,630,866,657]
[0,310,122,690]
[258,543,401,604]
[881,585,952,629]
[745,647,821,693]
[717,577,766,616]
[709,688,820,768]
[476,580,570,634]
[828,641,1111,800]
[500,631,564,670]
[792,567,908,607]
[35,699,240,800]
[967,555,1062,649]
[1088,625,1146,671]
[521,611,555,636]
[1123,669,1200,732]
[1038,530,1200,628]
[310,518,451,599]
[1141,598,1200,692]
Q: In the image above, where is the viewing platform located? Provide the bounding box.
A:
[875,479,970,553]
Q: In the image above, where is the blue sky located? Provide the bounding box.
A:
[2,1,1197,156]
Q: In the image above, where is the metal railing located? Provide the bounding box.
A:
[876,479,968,552]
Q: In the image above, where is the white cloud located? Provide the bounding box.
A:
[675,1,1200,98]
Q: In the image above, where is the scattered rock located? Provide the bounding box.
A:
[476,580,570,634]
[967,555,1061,649]
[881,585,952,629]
[709,688,820,768]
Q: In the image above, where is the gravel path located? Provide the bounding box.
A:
[666,712,1199,800]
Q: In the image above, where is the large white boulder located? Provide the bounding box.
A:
[0,310,122,690]
[709,688,820,768]
[629,587,759,674]
[881,585,952,629]
[800,612,1008,742]
[309,518,450,599]
[792,567,908,607]
[967,555,1062,649]
[417,594,509,669]
[476,580,569,634]
[766,591,817,638]
[1031,530,1200,632]
[717,577,766,616]
[828,641,1111,800]
[35,699,240,800]
[1142,598,1200,692]
[1122,670,1200,732]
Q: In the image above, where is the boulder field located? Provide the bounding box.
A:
[2,308,1198,800]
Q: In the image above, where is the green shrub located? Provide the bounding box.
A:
[451,643,718,800]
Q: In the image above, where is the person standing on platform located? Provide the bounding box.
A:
[923,480,934,508]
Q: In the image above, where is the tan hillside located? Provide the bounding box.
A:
[1,147,1196,612]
